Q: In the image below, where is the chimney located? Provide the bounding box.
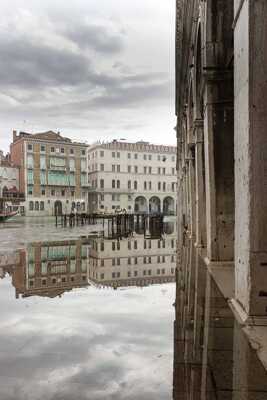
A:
[13,130,17,142]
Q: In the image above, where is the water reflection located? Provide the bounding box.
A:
[1,232,176,298]
[173,257,267,399]
[0,221,176,400]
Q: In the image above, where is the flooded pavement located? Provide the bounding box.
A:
[2,217,267,400]
[0,217,176,400]
[173,257,267,400]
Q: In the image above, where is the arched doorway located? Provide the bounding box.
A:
[149,197,161,214]
[134,196,148,213]
[163,197,175,215]
[54,200,63,216]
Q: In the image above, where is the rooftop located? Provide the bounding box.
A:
[12,130,88,147]
[89,140,177,153]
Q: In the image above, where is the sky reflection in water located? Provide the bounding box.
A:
[0,218,176,400]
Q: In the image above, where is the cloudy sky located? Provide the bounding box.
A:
[0,0,176,153]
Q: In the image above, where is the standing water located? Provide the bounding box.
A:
[0,217,176,400]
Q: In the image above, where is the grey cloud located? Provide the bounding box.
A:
[0,37,91,89]
[65,23,125,54]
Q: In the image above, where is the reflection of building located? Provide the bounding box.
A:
[88,231,177,288]
[88,140,177,214]
[10,130,89,216]
[2,240,90,298]
[173,258,267,399]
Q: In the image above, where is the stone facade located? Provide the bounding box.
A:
[88,140,177,214]
[0,160,19,197]
[10,130,89,216]
[175,0,267,341]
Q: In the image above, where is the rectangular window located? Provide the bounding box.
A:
[128,257,131,265]
[163,168,166,175]
[128,153,131,159]
[27,154,34,169]
[144,182,147,190]
[61,148,65,154]
[40,155,46,170]
[40,170,47,185]
[112,165,116,172]
[128,241,131,250]
[112,194,116,201]
[117,152,120,158]
[28,186,33,195]
[128,165,131,173]
[149,167,152,174]
[100,179,104,189]
[134,258,138,265]
[144,154,147,160]
[70,148,74,155]
[41,188,45,196]
[81,149,86,156]
[163,182,166,191]
[81,174,87,186]
[112,180,115,188]
[158,167,161,174]
[134,153,138,159]
[144,167,147,174]
[135,166,138,173]
[51,147,55,153]
[117,180,120,189]
[134,240,137,250]
[117,165,120,172]
[149,155,152,161]
[128,181,131,189]
[27,144,33,151]
[100,164,104,171]
[100,151,104,157]
[27,169,34,184]
[158,182,161,191]
[112,152,115,158]
[69,158,75,171]
[41,145,46,152]
[61,190,65,196]
[149,182,152,190]
[81,159,87,171]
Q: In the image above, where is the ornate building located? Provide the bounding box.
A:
[88,140,177,214]
[10,130,89,216]
[175,0,267,395]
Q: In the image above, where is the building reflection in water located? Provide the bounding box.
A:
[173,258,267,400]
[0,221,177,298]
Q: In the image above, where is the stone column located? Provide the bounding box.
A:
[194,119,206,248]
[234,0,267,321]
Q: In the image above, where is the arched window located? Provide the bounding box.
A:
[35,201,39,211]
[29,201,34,211]
[40,201,45,211]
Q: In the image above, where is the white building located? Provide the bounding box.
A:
[88,222,177,288]
[88,140,177,214]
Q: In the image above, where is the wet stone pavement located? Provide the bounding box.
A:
[2,217,267,399]
[0,217,176,400]
[173,257,267,400]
